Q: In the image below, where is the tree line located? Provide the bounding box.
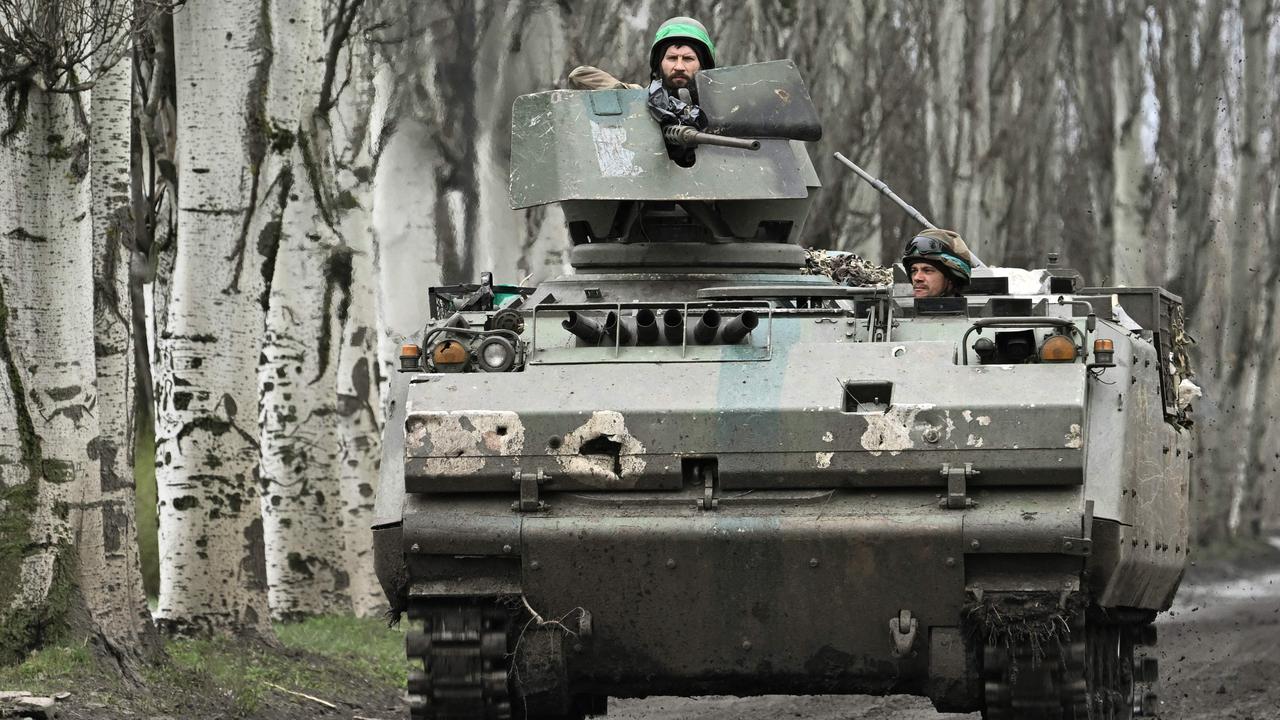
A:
[0,0,1277,664]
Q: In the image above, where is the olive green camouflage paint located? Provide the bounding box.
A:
[376,62,1192,713]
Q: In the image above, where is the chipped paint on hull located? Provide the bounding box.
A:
[860,404,933,456]
[406,410,525,474]
[553,410,647,487]
[590,122,642,177]
[1065,423,1082,448]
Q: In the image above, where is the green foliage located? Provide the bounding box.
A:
[0,644,99,693]
[158,615,407,715]
[275,615,407,686]
[134,424,160,598]
[0,615,406,718]
[162,636,311,715]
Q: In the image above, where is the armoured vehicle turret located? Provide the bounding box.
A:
[373,60,1194,720]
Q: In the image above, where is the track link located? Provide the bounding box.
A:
[980,606,1159,720]
[405,600,512,720]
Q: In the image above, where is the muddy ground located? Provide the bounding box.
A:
[23,544,1280,719]
[611,545,1280,720]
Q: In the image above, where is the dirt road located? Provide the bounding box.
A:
[1156,560,1280,720]
[609,553,1280,720]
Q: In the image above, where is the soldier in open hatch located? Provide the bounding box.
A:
[567,16,716,95]
[903,228,973,298]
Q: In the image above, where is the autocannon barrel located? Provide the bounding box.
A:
[662,125,761,151]
[721,311,760,344]
[562,311,604,344]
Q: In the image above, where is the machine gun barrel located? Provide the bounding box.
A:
[663,125,761,151]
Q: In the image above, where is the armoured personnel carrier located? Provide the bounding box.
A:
[373,61,1194,720]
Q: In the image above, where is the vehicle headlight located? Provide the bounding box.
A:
[429,339,470,373]
[1039,334,1078,363]
[476,336,516,372]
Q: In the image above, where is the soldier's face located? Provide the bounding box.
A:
[911,262,952,298]
[660,44,701,90]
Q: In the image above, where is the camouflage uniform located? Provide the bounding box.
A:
[567,66,642,90]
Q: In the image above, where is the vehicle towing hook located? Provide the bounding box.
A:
[889,609,918,658]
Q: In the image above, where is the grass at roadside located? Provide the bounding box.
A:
[0,615,406,719]
[0,643,107,693]
[275,614,407,686]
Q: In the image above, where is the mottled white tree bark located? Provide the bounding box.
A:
[258,198,348,619]
[335,232,383,617]
[154,0,273,636]
[329,32,385,618]
[473,2,571,286]
[1109,0,1148,285]
[1224,0,1270,537]
[926,1,966,230]
[254,0,352,621]
[86,38,161,663]
[0,88,94,660]
[0,3,158,662]
[809,0,882,257]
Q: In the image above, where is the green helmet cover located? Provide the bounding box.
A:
[650,17,716,72]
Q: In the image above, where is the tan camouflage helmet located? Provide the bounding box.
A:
[902,228,974,288]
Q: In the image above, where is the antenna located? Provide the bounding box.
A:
[833,152,935,230]
[834,152,987,268]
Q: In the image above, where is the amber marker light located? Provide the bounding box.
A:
[398,343,422,372]
[1039,334,1078,363]
[1093,338,1115,365]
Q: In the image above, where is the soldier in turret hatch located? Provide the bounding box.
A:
[567,16,717,97]
[902,229,973,298]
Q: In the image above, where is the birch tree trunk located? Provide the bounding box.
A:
[254,0,353,621]
[328,28,385,618]
[0,89,95,661]
[0,83,155,662]
[335,233,383,617]
[1223,0,1270,537]
[1,7,157,661]
[1147,0,1228,544]
[926,1,967,230]
[1109,0,1148,285]
[473,1,572,285]
[258,195,348,619]
[818,0,883,257]
[155,0,273,637]
[87,38,161,664]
